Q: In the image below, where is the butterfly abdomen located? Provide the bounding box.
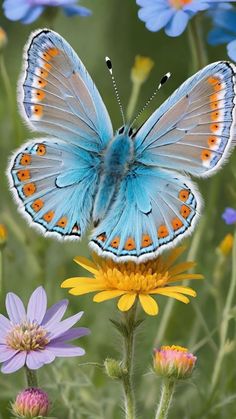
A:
[93,133,133,224]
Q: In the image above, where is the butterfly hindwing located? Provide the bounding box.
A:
[135,61,236,177]
[90,166,200,262]
[20,29,113,152]
[8,138,99,239]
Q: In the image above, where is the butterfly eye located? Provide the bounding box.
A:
[128,127,133,137]
[118,126,125,134]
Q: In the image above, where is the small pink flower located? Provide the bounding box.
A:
[12,387,50,418]
[153,345,197,379]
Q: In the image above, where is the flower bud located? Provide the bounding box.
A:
[0,224,7,248]
[131,55,154,85]
[104,358,124,380]
[217,234,233,257]
[12,387,50,418]
[153,345,197,380]
[0,27,7,51]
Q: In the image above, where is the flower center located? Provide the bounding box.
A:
[97,261,170,293]
[6,321,49,351]
[169,0,192,9]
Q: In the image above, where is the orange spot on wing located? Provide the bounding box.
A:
[141,234,153,247]
[36,144,46,156]
[214,83,222,92]
[211,111,220,121]
[43,211,55,222]
[124,237,136,251]
[97,233,106,242]
[37,78,47,88]
[20,154,31,166]
[43,62,52,71]
[208,76,219,85]
[23,182,36,197]
[208,136,218,147]
[180,205,191,219]
[210,123,220,132]
[57,217,68,228]
[110,236,120,248]
[172,217,183,230]
[32,199,44,212]
[17,169,30,181]
[158,225,169,238]
[33,105,43,117]
[47,48,60,57]
[178,189,190,202]
[39,69,49,78]
[210,93,218,102]
[201,149,212,161]
[35,90,46,100]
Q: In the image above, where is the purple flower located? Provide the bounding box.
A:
[136,0,236,37]
[222,207,236,224]
[3,0,91,24]
[208,8,236,62]
[12,387,50,418]
[0,286,90,373]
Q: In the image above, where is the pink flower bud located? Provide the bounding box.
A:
[153,345,197,380]
[12,387,50,418]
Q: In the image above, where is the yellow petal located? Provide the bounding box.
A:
[168,273,204,282]
[159,292,190,304]
[168,261,196,276]
[93,290,125,302]
[69,283,106,295]
[164,246,186,268]
[118,293,136,312]
[61,277,98,288]
[152,286,196,297]
[73,256,98,274]
[139,294,159,316]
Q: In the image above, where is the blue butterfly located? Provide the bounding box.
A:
[8,29,236,262]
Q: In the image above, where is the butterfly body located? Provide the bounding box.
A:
[8,29,236,262]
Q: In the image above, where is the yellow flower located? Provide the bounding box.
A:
[0,27,7,51]
[61,247,203,316]
[217,233,233,256]
[0,224,7,248]
[131,55,154,85]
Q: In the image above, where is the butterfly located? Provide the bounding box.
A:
[8,29,236,263]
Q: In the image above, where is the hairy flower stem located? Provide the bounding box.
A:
[155,379,175,419]
[188,15,208,72]
[25,367,38,388]
[121,304,137,419]
[210,229,236,395]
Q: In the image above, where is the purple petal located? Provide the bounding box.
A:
[47,342,85,357]
[0,346,18,362]
[48,312,84,340]
[0,314,11,334]
[42,299,68,328]
[144,9,174,32]
[1,351,26,373]
[165,10,189,37]
[3,0,32,21]
[27,287,47,324]
[6,293,26,324]
[26,350,55,370]
[63,5,92,16]
[227,40,236,63]
[222,207,236,224]
[52,327,90,343]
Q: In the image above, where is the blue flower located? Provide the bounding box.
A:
[3,0,91,24]
[136,0,236,37]
[222,207,236,224]
[208,8,236,61]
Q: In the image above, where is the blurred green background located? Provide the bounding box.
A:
[1,1,236,418]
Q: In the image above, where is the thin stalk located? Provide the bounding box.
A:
[155,379,175,419]
[126,83,141,122]
[25,367,38,388]
[121,304,137,419]
[0,249,3,297]
[210,229,236,395]
[187,15,208,72]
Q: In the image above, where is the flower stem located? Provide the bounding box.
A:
[126,83,141,122]
[121,304,137,419]
[187,15,208,72]
[25,367,38,388]
[210,229,236,395]
[155,379,175,419]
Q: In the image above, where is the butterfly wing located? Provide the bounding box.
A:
[8,29,112,239]
[20,29,113,151]
[135,61,236,177]
[90,166,201,262]
[8,138,99,238]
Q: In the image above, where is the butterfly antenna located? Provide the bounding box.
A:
[130,72,171,129]
[105,57,126,126]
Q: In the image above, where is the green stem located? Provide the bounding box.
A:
[25,367,38,388]
[155,379,175,419]
[187,15,208,72]
[121,304,137,419]
[126,82,141,122]
[210,229,236,395]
